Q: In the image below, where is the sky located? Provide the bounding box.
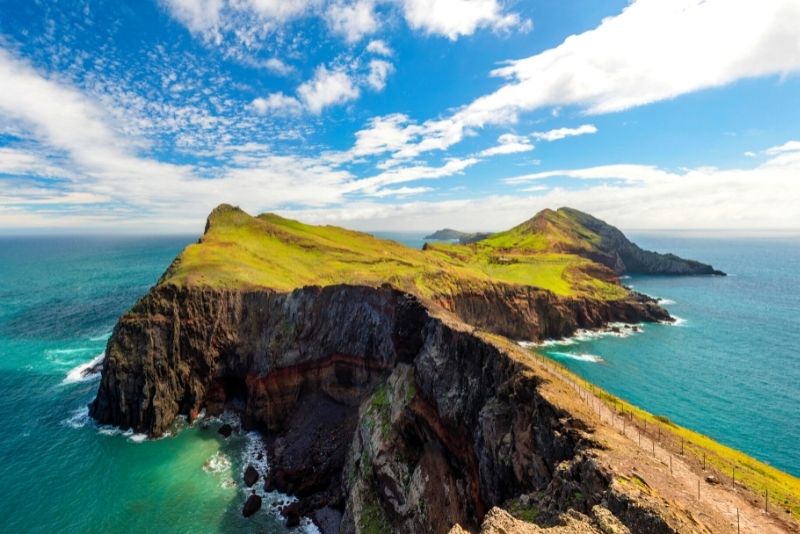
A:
[0,0,799,234]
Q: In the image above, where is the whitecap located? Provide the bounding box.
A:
[89,331,112,341]
[666,315,687,326]
[518,322,643,349]
[62,353,104,384]
[203,451,232,474]
[63,407,90,429]
[238,429,321,532]
[128,433,148,443]
[549,351,604,363]
[658,298,676,305]
[47,347,96,356]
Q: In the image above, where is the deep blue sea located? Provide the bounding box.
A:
[0,234,797,531]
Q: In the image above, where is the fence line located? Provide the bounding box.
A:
[526,350,794,531]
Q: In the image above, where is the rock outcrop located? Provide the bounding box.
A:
[89,281,678,533]
[89,205,727,533]
[553,208,726,276]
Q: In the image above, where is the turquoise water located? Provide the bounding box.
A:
[0,235,797,532]
[0,237,303,533]
[539,235,800,477]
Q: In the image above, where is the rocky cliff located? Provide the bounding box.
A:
[545,208,726,276]
[89,205,725,533]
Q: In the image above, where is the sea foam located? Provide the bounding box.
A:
[238,428,320,533]
[64,407,90,429]
[62,353,104,384]
[549,351,604,363]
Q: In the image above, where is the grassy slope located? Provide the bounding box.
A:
[162,205,800,519]
[161,204,626,300]
[526,351,800,521]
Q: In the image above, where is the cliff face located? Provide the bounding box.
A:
[89,205,726,533]
[90,283,666,436]
[554,208,726,276]
[90,281,676,533]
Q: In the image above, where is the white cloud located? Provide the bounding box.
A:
[532,124,597,142]
[350,157,479,193]
[504,164,677,185]
[744,151,757,158]
[262,57,295,76]
[327,0,379,43]
[367,0,800,161]
[0,147,74,179]
[399,0,529,40]
[369,186,432,198]
[765,140,800,155]
[366,39,392,56]
[366,59,393,91]
[346,114,421,159]
[479,0,800,117]
[297,65,360,113]
[250,59,392,117]
[0,47,485,230]
[160,0,224,35]
[283,149,800,232]
[250,92,303,115]
[478,133,534,156]
[160,0,317,54]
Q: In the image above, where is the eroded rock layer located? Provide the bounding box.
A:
[90,283,675,533]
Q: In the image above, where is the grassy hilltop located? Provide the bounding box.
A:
[160,204,630,300]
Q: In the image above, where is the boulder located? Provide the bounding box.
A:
[218,423,233,438]
[242,493,262,517]
[244,465,259,487]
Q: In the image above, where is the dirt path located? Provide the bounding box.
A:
[556,371,799,534]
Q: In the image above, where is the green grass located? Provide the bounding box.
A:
[369,383,392,438]
[507,496,540,523]
[359,494,391,534]
[531,353,800,521]
[161,204,628,301]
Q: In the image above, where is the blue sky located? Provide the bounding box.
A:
[0,0,799,233]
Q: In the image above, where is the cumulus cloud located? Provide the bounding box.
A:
[161,0,314,44]
[160,0,224,36]
[250,58,393,117]
[162,0,523,48]
[532,124,597,142]
[297,65,361,113]
[765,140,800,155]
[478,133,534,156]
[327,0,379,43]
[364,0,800,161]
[262,58,295,76]
[366,59,393,91]
[250,92,303,115]
[366,39,392,56]
[399,0,529,40]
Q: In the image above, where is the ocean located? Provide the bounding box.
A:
[0,233,797,531]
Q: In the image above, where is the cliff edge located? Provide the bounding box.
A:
[89,205,740,534]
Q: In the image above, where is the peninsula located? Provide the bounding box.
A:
[90,205,797,534]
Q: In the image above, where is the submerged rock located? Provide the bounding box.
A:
[218,424,232,438]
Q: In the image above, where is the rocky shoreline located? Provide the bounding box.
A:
[90,280,676,533]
